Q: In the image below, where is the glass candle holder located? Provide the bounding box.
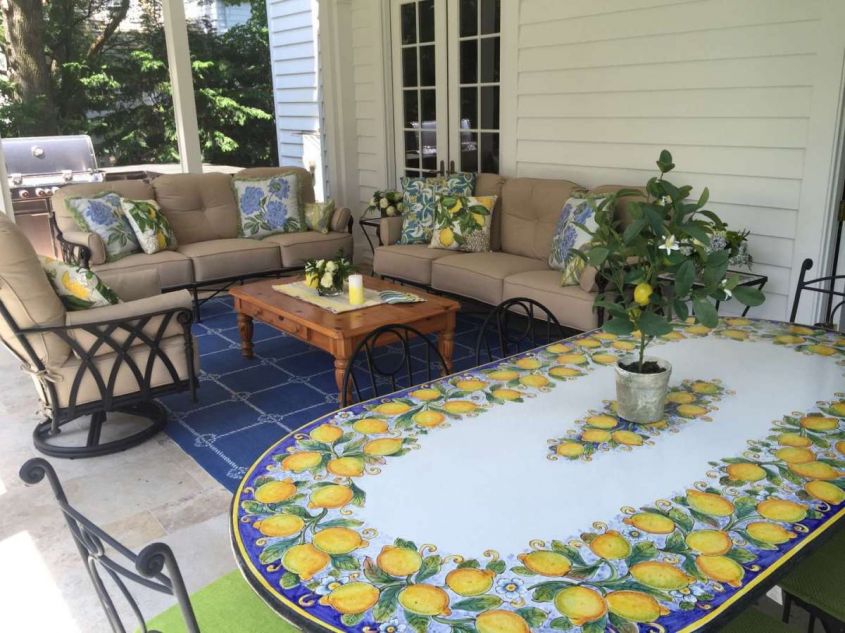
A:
[348,274,364,305]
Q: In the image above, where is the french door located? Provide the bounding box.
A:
[391,0,501,181]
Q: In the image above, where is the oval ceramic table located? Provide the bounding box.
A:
[231,318,845,633]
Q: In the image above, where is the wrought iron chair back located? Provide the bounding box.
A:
[475,297,565,365]
[340,324,448,407]
[789,258,845,331]
[19,458,200,633]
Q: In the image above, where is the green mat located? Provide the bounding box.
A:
[145,570,299,633]
[779,526,845,622]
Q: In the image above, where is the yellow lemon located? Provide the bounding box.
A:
[472,212,486,227]
[398,584,451,616]
[581,428,612,443]
[310,424,343,443]
[254,479,296,504]
[789,461,841,480]
[721,329,749,341]
[549,365,581,379]
[586,414,618,429]
[807,344,837,356]
[775,447,816,464]
[757,498,807,522]
[492,388,522,401]
[624,512,675,534]
[691,381,719,394]
[409,388,441,401]
[612,430,644,446]
[515,358,542,370]
[326,456,365,477]
[282,544,329,580]
[520,374,550,388]
[577,338,602,349]
[726,318,752,326]
[631,561,693,590]
[634,282,653,306]
[606,590,666,623]
[324,582,379,614]
[281,451,322,473]
[774,335,804,345]
[779,433,812,448]
[488,369,519,381]
[374,402,411,416]
[804,480,845,505]
[589,530,631,560]
[592,353,618,365]
[612,340,636,351]
[830,401,845,417]
[800,416,838,432]
[439,228,455,247]
[556,441,585,458]
[554,586,607,626]
[746,521,796,545]
[518,550,572,577]
[445,568,495,596]
[475,610,530,633]
[677,404,709,418]
[255,514,304,537]
[836,440,845,455]
[313,527,366,554]
[726,463,767,482]
[546,343,571,354]
[352,418,389,434]
[685,530,733,555]
[413,410,446,428]
[377,545,422,576]
[60,271,90,300]
[456,379,487,391]
[363,438,403,456]
[686,325,711,335]
[443,400,478,414]
[308,484,353,509]
[667,391,695,404]
[695,555,745,587]
[557,353,588,365]
[687,490,735,517]
[789,325,815,335]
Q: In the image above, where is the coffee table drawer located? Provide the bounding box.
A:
[252,306,307,338]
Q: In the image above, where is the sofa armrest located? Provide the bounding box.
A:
[330,206,353,233]
[58,231,107,267]
[66,290,193,327]
[96,268,162,302]
[379,216,403,246]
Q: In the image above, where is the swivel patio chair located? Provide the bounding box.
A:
[19,457,294,633]
[475,297,565,365]
[790,257,845,331]
[0,215,198,457]
[340,323,449,407]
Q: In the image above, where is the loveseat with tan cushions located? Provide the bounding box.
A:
[51,167,353,313]
[373,174,637,331]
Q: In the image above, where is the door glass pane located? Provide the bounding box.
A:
[421,89,436,123]
[405,130,420,169]
[460,0,478,37]
[404,90,419,128]
[480,86,498,130]
[460,87,477,128]
[419,45,436,86]
[401,3,417,44]
[460,131,478,172]
[480,37,500,83]
[402,48,418,87]
[460,40,478,84]
[480,0,500,34]
[480,133,499,173]
[418,0,435,43]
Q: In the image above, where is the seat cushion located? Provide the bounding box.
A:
[177,239,281,282]
[779,525,845,621]
[431,252,547,305]
[262,231,353,268]
[502,269,598,331]
[93,250,194,289]
[720,608,796,633]
[373,244,456,285]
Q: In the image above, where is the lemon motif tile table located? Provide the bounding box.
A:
[231,318,845,633]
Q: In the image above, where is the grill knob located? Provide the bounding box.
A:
[35,188,48,197]
[19,189,31,198]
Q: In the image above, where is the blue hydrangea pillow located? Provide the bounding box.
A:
[549,196,603,286]
[399,172,477,244]
[233,173,303,238]
[65,192,140,262]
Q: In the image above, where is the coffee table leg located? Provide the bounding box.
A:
[334,357,353,406]
[438,329,454,375]
[238,312,254,358]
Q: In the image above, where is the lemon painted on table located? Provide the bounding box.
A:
[487,369,520,381]
[352,418,389,434]
[631,561,693,590]
[757,498,807,522]
[591,353,618,365]
[746,521,797,545]
[413,410,446,428]
[322,582,380,614]
[398,584,451,616]
[624,512,675,534]
[514,357,542,370]
[519,373,550,388]
[377,545,422,576]
[804,480,845,504]
[606,590,667,623]
[307,484,353,509]
[585,414,618,429]
[545,343,571,354]
[255,513,304,538]
[556,353,588,365]
[363,438,404,456]
[282,544,329,580]
[687,489,735,516]
[309,424,343,443]
[445,568,495,596]
[774,446,816,464]
[475,610,530,633]
[554,586,607,626]
[789,460,841,480]
[518,550,572,576]
[666,391,695,404]
[726,462,767,482]
[409,388,441,401]
[455,378,487,391]
[253,479,297,504]
[443,400,479,414]
[800,415,838,432]
[313,527,367,554]
[612,430,644,446]
[581,428,612,443]
[686,530,733,555]
[373,401,412,416]
[589,530,631,559]
[326,456,365,477]
[778,433,812,448]
[549,365,582,379]
[695,555,745,587]
[556,441,585,458]
[281,451,322,473]
[492,388,522,401]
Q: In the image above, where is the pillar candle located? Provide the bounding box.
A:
[348,274,364,305]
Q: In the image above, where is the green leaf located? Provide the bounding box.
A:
[673,298,690,321]
[451,623,477,633]
[373,584,401,621]
[680,222,711,246]
[657,149,675,173]
[727,547,758,564]
[697,186,710,209]
[549,616,574,630]
[511,565,538,576]
[395,538,418,551]
[415,555,442,583]
[515,607,548,627]
[583,618,609,633]
[341,613,365,627]
[452,596,503,612]
[531,581,569,602]
[693,297,719,328]
[603,316,635,335]
[732,285,765,307]
[363,556,397,584]
[280,571,299,589]
[319,518,364,529]
[258,537,298,564]
[486,559,507,574]
[623,218,647,243]
[627,541,658,566]
[638,311,673,337]
[665,531,687,553]
[667,508,695,533]
[457,559,480,569]
[331,554,360,571]
[587,246,609,267]
[404,610,430,633]
[674,260,695,297]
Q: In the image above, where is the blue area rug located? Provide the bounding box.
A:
[160,297,486,491]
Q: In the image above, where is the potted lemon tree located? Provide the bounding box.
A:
[582,150,764,423]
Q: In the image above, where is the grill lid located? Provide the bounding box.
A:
[3,135,102,185]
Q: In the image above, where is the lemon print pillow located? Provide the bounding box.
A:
[549,195,603,285]
[121,199,178,255]
[429,195,497,252]
[40,257,120,311]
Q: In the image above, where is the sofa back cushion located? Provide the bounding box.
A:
[475,173,506,251]
[500,177,583,260]
[152,172,240,244]
[52,180,156,236]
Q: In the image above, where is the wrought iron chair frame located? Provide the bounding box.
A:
[0,298,197,458]
[340,323,449,408]
[789,257,845,330]
[20,458,201,633]
[475,297,566,365]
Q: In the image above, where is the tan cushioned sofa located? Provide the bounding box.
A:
[51,166,353,294]
[373,174,636,331]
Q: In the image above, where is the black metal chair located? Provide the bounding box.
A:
[340,323,449,407]
[19,457,201,633]
[789,257,845,331]
[474,297,566,365]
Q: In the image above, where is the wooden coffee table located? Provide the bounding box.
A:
[229,276,460,399]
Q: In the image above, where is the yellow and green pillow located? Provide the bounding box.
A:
[429,194,497,252]
[304,199,336,233]
[40,257,120,311]
[121,199,177,254]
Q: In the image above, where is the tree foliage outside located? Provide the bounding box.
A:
[0,0,276,168]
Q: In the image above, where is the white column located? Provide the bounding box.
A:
[162,0,203,174]
[0,137,15,221]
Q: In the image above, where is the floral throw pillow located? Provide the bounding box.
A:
[40,256,120,311]
[398,172,477,244]
[429,195,497,252]
[234,173,303,238]
[549,195,604,286]
[304,200,336,233]
[121,199,177,254]
[65,192,140,262]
